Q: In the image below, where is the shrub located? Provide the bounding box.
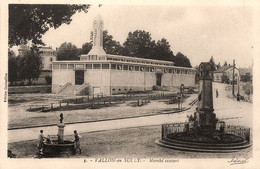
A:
[45,76,52,85]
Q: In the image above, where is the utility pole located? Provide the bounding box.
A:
[232,60,235,97]
[237,73,240,96]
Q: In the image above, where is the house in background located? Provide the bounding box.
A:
[213,65,239,83]
[213,65,231,82]
[17,44,57,85]
[39,46,57,70]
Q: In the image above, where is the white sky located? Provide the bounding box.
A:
[14,4,255,68]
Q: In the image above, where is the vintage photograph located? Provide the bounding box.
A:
[1,1,259,168]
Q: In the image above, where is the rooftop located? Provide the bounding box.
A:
[214,65,231,73]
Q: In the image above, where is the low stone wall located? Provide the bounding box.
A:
[162,122,251,143]
[8,85,51,94]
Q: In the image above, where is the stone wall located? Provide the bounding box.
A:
[52,69,75,93]
[8,85,51,94]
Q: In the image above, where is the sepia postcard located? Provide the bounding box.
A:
[1,0,260,169]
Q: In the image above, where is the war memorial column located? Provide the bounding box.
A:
[195,62,216,130]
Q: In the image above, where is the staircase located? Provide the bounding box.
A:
[57,85,79,95]
[76,83,89,95]
[57,83,89,96]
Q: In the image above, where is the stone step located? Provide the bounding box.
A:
[160,139,251,151]
[155,139,251,153]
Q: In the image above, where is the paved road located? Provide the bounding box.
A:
[8,82,252,143]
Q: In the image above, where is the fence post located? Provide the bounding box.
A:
[60,101,61,107]
[161,124,164,140]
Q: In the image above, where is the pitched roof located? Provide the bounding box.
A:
[214,65,231,73]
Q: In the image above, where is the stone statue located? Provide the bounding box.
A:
[60,113,63,123]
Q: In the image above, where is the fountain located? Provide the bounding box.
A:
[156,62,252,152]
[42,113,75,157]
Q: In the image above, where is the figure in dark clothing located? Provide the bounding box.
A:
[237,93,240,101]
[73,130,82,154]
[216,89,219,98]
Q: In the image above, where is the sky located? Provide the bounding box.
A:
[14,4,255,68]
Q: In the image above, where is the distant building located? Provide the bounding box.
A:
[18,45,57,71]
[52,15,196,96]
[213,65,239,83]
[18,44,29,56]
[17,44,57,85]
[38,46,57,71]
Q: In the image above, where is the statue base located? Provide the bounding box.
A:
[57,123,65,143]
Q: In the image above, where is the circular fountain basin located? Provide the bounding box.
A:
[43,140,75,157]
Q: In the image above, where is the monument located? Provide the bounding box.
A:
[156,62,252,152]
[81,15,106,58]
[42,114,75,157]
[195,62,217,130]
[57,113,65,143]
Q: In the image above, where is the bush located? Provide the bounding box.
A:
[152,85,159,90]
[45,76,52,85]
[221,75,229,83]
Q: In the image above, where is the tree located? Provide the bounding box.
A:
[103,30,124,55]
[17,46,41,85]
[81,30,124,55]
[174,52,192,68]
[122,31,176,61]
[8,49,19,85]
[9,4,90,47]
[122,30,192,67]
[221,74,230,83]
[81,42,92,55]
[240,72,252,83]
[123,30,156,58]
[153,38,175,61]
[57,42,79,60]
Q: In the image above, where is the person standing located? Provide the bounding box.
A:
[216,89,219,98]
[73,130,82,154]
[38,130,45,155]
[237,93,240,101]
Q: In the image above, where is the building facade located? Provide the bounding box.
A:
[52,15,196,95]
[213,65,239,83]
[38,46,57,71]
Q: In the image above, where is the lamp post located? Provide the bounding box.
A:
[232,60,235,97]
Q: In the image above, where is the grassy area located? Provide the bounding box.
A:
[8,125,252,158]
[8,92,194,129]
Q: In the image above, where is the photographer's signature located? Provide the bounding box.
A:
[228,157,249,165]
